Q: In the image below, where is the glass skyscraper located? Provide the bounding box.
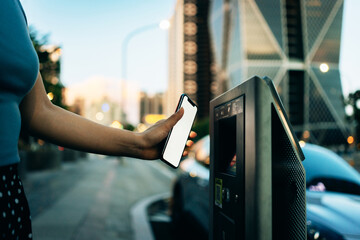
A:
[209,0,348,145]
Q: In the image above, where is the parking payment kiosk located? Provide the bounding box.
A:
[210,76,306,240]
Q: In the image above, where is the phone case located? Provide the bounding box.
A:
[161,94,197,168]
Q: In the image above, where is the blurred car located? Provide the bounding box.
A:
[170,135,360,240]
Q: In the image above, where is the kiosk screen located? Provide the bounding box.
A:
[214,96,243,176]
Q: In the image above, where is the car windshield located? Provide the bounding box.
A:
[302,144,360,195]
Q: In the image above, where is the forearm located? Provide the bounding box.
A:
[20,73,144,158]
[28,103,143,157]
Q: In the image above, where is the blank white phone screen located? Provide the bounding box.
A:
[163,96,197,167]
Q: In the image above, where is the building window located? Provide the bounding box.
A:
[184,41,198,55]
[184,22,197,36]
[184,3,197,16]
[184,80,198,94]
[184,60,198,75]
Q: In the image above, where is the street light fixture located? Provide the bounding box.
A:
[159,20,170,30]
[319,63,329,73]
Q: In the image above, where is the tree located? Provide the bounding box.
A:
[345,90,360,147]
[19,28,68,148]
[29,27,67,109]
[192,117,209,143]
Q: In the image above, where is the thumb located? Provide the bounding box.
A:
[165,107,184,129]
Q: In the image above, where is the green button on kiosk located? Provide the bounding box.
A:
[210,76,306,240]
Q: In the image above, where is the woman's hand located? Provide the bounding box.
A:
[137,108,196,160]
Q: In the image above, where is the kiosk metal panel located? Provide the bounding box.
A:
[210,76,306,240]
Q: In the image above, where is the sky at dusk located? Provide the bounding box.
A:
[21,0,360,95]
[21,0,176,94]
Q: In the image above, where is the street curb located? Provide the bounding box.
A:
[130,192,171,240]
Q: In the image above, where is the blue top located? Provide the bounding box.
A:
[0,0,39,166]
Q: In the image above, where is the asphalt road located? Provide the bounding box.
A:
[22,154,177,240]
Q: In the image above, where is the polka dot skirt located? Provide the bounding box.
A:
[0,164,32,239]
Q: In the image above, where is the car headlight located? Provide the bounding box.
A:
[307,220,345,240]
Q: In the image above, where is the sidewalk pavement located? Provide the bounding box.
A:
[23,155,177,240]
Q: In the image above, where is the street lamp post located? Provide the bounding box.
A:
[121,23,159,81]
[120,20,170,122]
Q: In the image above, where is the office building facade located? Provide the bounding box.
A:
[167,0,216,119]
[140,92,164,123]
[209,0,348,145]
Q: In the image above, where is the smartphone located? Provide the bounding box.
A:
[161,94,198,168]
